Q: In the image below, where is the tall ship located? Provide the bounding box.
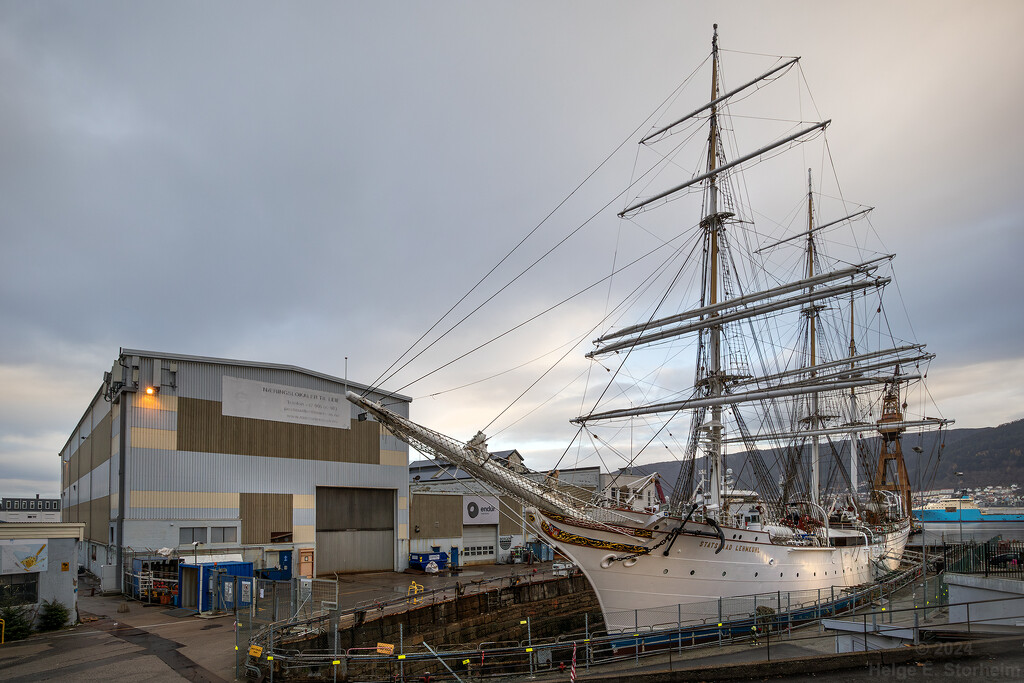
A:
[348,26,952,634]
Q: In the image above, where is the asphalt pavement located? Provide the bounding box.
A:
[0,562,550,681]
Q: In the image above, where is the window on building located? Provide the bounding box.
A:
[179,527,207,545]
[0,574,38,605]
[210,527,237,544]
[13,501,19,510]
[43,501,49,510]
[4,501,9,509]
[464,544,495,557]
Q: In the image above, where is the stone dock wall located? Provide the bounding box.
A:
[340,573,601,650]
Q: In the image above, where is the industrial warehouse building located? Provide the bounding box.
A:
[60,349,410,588]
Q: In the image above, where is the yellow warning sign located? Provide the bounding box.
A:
[376,642,395,655]
[248,645,263,658]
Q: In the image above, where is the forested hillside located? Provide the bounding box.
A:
[615,419,1024,497]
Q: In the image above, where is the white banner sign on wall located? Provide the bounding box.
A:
[463,496,499,525]
[222,376,350,429]
[1,539,48,574]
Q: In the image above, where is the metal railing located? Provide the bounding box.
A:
[943,540,1024,579]
[244,562,926,681]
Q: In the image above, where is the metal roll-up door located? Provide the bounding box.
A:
[316,486,395,573]
[462,525,497,564]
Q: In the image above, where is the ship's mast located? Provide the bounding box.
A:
[706,24,724,513]
[848,293,858,493]
[806,169,820,508]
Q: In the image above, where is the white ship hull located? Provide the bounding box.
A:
[529,508,909,633]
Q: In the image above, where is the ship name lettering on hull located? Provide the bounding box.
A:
[698,540,760,553]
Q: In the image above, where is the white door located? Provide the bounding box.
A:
[462,525,497,564]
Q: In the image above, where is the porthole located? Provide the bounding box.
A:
[780,573,783,577]
[690,570,695,575]
[754,572,758,577]
[814,572,817,576]
[796,573,800,577]
[732,534,736,539]
[663,568,669,574]
[722,571,727,576]
[739,535,743,540]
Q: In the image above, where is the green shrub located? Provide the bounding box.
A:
[0,603,33,641]
[38,599,71,631]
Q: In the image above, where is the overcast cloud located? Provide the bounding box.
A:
[2,1,1023,498]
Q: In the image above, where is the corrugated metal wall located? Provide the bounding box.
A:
[498,496,523,535]
[62,405,113,542]
[410,494,463,538]
[62,495,111,543]
[316,487,394,530]
[176,397,381,463]
[240,493,293,544]
[316,530,394,573]
[316,487,394,572]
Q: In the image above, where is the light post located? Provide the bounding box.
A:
[912,445,926,586]
[955,472,964,544]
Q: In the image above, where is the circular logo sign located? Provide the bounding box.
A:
[467,501,479,518]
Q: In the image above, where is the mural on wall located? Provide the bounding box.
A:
[1,539,48,574]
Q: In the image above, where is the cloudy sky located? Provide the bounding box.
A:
[2,1,1023,498]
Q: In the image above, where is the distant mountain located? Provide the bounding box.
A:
[614,419,1024,497]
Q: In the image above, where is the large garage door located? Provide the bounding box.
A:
[462,525,497,565]
[316,487,394,573]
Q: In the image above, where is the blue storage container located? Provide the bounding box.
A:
[177,560,254,612]
[528,541,554,562]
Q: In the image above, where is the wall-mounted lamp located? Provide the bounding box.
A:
[145,386,159,395]
[414,525,420,533]
[357,412,367,422]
